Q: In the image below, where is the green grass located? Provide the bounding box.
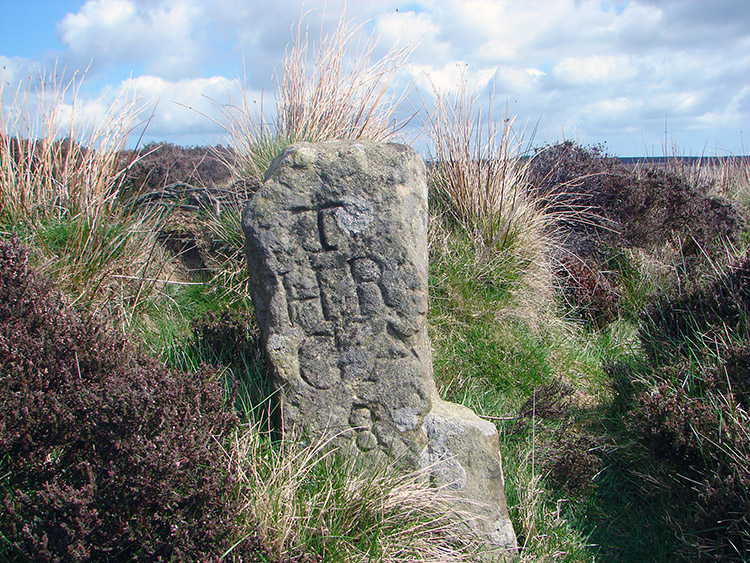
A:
[425,140,750,560]
[427,207,613,561]
[226,425,482,563]
[0,69,171,324]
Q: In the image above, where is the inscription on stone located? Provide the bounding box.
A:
[243,140,517,560]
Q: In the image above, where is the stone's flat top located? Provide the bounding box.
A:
[425,398,499,438]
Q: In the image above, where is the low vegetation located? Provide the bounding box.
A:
[3,11,750,563]
[0,239,254,562]
[0,69,170,326]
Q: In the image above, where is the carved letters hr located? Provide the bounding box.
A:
[276,197,426,453]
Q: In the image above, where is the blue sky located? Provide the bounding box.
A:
[1,0,749,156]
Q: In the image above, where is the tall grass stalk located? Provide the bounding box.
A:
[709,154,750,219]
[639,139,750,208]
[199,10,414,314]
[426,78,548,256]
[425,76,580,341]
[496,423,595,563]
[227,425,481,562]
[0,66,137,221]
[219,11,413,181]
[0,66,170,322]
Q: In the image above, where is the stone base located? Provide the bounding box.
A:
[421,400,518,561]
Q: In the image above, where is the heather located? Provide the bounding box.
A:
[0,239,262,562]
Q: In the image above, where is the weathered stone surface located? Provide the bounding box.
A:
[243,140,517,560]
[421,400,518,554]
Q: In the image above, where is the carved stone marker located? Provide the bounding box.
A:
[243,140,517,559]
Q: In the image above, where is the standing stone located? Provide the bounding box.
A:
[243,140,517,560]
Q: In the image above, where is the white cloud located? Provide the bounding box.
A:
[374,9,450,64]
[2,0,748,154]
[580,97,642,132]
[56,0,204,79]
[495,66,546,93]
[405,0,748,154]
[119,74,262,141]
[1,56,39,88]
[408,61,497,96]
[553,55,639,85]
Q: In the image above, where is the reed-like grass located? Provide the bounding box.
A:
[0,67,170,322]
[226,425,482,563]
[423,76,575,341]
[199,10,415,311]
[0,66,138,222]
[426,78,548,253]
[219,11,413,182]
[505,453,594,563]
[197,194,255,306]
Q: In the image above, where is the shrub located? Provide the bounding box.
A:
[720,341,750,409]
[192,307,255,365]
[628,377,716,464]
[513,379,601,497]
[610,249,750,560]
[0,239,261,562]
[624,373,750,560]
[119,142,232,195]
[624,168,742,256]
[542,427,601,497]
[532,142,744,334]
[640,249,750,366]
[529,141,626,255]
[557,256,619,328]
[530,141,744,258]
[531,141,622,187]
[516,378,575,423]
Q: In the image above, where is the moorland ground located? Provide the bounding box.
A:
[2,15,750,562]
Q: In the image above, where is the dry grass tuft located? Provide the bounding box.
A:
[218,11,413,181]
[426,77,549,255]
[0,66,171,323]
[1,66,136,221]
[425,75,569,332]
[226,424,483,563]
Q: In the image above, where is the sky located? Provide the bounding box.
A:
[1,0,749,157]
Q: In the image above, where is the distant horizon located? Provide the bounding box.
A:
[120,137,750,161]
